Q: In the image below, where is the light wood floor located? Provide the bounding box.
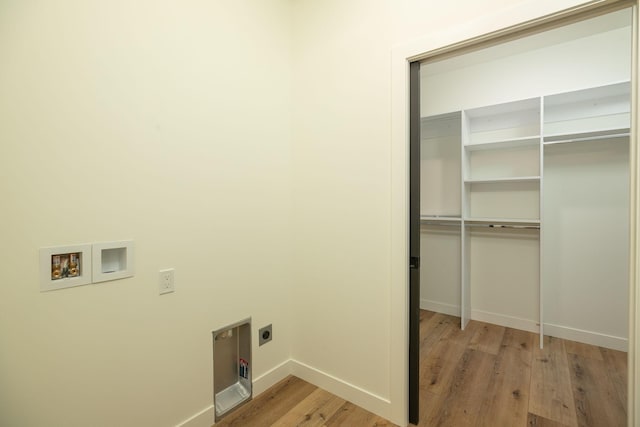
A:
[418,310,626,427]
[214,375,394,426]
[214,310,627,426]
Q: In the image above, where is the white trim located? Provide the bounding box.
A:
[390,39,411,427]
[289,360,392,420]
[176,405,214,427]
[632,5,639,425]
[251,359,294,397]
[544,323,628,352]
[92,240,134,283]
[420,299,461,317]
[471,309,540,334]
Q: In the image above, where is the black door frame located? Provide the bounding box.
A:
[408,60,421,425]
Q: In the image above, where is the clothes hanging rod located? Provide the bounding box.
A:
[422,221,539,230]
[543,132,630,146]
[421,221,462,227]
[466,223,540,230]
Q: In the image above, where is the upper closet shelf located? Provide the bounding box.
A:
[465,98,541,145]
[543,81,630,141]
[465,176,540,184]
[465,136,540,151]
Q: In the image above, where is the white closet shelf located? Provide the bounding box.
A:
[464,176,540,184]
[465,136,540,151]
[543,128,630,145]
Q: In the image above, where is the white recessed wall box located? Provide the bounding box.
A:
[92,240,134,283]
[40,243,93,292]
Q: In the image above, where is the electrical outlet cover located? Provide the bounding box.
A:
[159,268,175,295]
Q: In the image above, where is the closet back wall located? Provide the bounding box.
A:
[421,12,631,116]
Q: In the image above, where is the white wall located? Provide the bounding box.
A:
[0,1,293,426]
[544,139,629,348]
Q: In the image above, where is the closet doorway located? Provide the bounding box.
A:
[409,5,634,426]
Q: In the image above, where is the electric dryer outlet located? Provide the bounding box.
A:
[259,324,272,346]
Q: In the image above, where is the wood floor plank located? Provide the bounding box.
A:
[271,388,345,427]
[215,376,317,426]
[563,340,604,361]
[420,309,435,322]
[569,353,626,427]
[419,316,480,396]
[468,322,506,355]
[529,336,578,427]
[425,348,496,426]
[325,401,396,426]
[601,347,628,412]
[419,338,467,396]
[527,413,571,427]
[442,318,481,348]
[416,389,444,426]
[476,328,534,427]
[420,313,457,357]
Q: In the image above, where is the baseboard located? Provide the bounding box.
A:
[176,405,214,427]
[252,359,294,396]
[544,323,628,352]
[289,360,392,421]
[471,309,539,333]
[420,299,460,316]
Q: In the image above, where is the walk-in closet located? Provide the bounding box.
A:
[419,8,631,351]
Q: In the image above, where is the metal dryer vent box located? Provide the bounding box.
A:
[212,319,252,421]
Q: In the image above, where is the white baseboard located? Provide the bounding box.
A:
[289,360,392,421]
[471,309,539,333]
[176,405,214,427]
[252,359,294,396]
[544,323,628,352]
[420,299,460,316]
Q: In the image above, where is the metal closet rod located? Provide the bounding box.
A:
[467,223,540,230]
[422,221,539,230]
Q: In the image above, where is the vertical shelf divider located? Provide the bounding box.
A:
[461,110,471,329]
[539,96,545,349]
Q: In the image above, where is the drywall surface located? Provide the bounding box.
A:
[421,14,632,116]
[0,1,293,426]
[544,139,629,344]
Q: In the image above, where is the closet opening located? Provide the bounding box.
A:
[408,4,634,426]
